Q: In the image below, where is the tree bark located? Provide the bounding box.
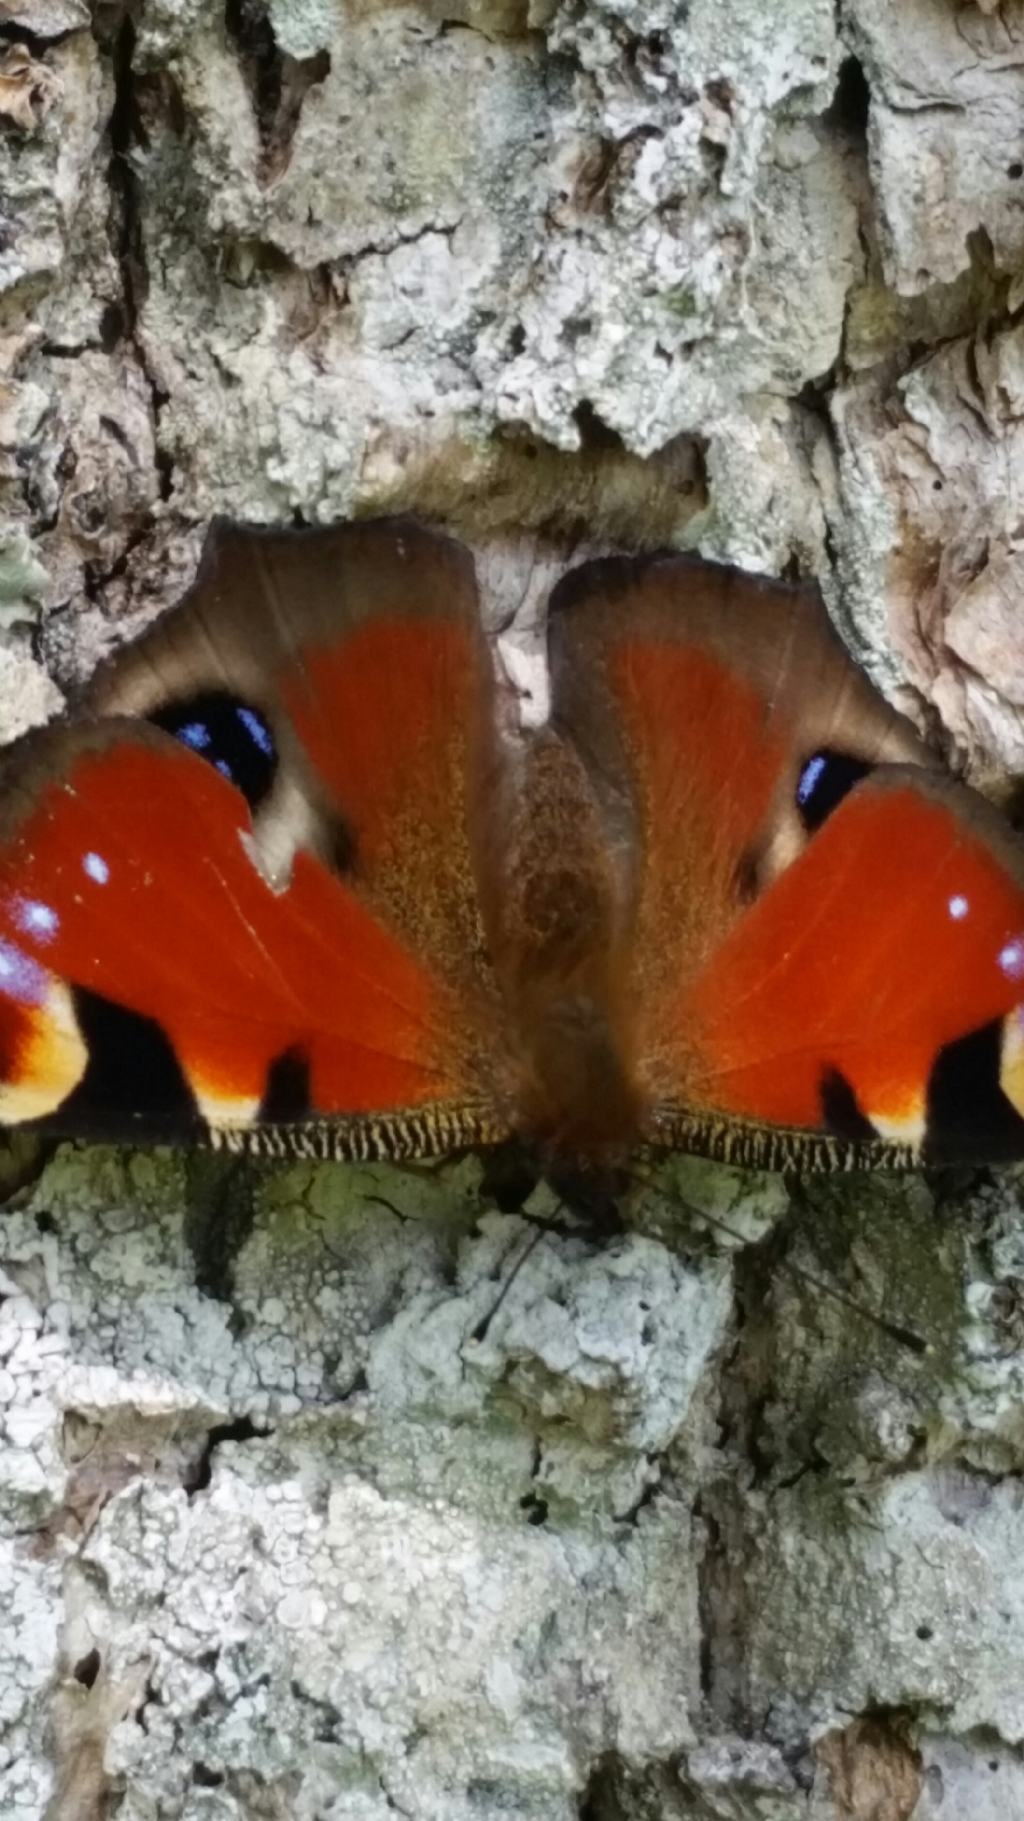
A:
[1,2,1023,1817]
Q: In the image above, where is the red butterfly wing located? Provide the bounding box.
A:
[687,772,1024,1155]
[0,521,512,1155]
[548,554,1024,1165]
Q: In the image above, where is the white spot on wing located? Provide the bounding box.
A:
[83,852,109,885]
[999,938,1024,981]
[15,899,59,940]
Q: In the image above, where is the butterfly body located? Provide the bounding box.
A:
[478,727,637,1171]
[1,517,1024,1173]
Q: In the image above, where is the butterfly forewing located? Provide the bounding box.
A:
[0,521,514,1155]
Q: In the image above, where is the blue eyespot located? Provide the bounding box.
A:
[796,754,827,807]
[236,704,274,757]
[796,749,874,833]
[149,692,277,811]
[177,721,212,752]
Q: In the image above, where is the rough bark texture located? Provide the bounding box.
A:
[3,2,1024,1817]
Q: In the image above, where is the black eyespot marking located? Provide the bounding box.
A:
[820,1067,877,1143]
[260,1046,311,1123]
[40,989,201,1140]
[926,1019,1024,1164]
[796,749,874,833]
[149,691,277,812]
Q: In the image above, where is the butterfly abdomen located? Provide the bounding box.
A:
[521,991,640,1162]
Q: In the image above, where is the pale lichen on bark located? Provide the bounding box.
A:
[4,1,1024,1817]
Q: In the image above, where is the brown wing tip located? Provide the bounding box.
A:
[548,548,823,627]
[196,513,475,585]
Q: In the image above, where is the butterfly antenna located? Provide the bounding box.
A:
[626,1163,929,1357]
[470,1220,553,1344]
[339,1155,554,1342]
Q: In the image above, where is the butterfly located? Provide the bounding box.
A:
[1,514,1023,1189]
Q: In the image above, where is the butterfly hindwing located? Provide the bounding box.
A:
[90,519,498,975]
[0,521,513,1153]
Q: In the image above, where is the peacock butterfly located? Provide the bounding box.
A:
[1,515,1023,1180]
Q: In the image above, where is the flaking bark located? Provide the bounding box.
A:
[3,3,1024,1817]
